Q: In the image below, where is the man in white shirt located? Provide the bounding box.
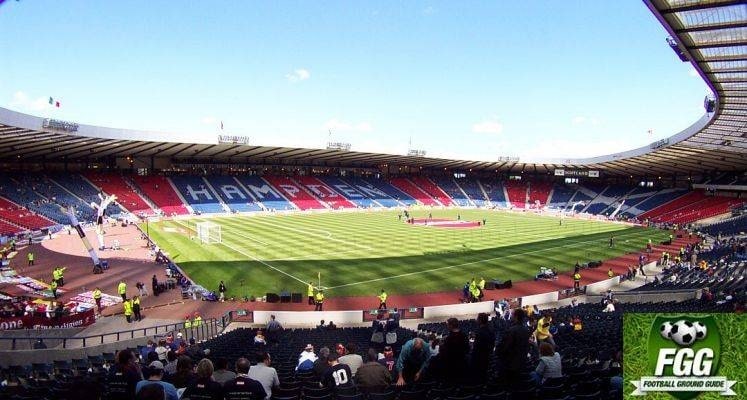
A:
[248,352,279,400]
[338,343,364,377]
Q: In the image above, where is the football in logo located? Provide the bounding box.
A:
[693,321,707,340]
[660,321,673,339]
[670,320,697,346]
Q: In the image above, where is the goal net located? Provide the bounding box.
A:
[196,221,222,244]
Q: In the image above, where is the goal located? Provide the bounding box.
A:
[196,221,222,244]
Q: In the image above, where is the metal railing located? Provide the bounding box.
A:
[1,311,234,350]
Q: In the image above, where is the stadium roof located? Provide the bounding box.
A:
[1,0,746,177]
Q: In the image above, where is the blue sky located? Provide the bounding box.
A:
[0,1,709,162]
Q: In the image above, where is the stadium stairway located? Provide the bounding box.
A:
[168,175,225,214]
[527,181,552,208]
[233,176,297,211]
[342,177,405,207]
[619,188,687,218]
[51,174,122,217]
[295,176,357,209]
[456,178,488,206]
[410,176,455,206]
[204,175,263,212]
[390,177,439,206]
[547,183,575,210]
[479,179,507,207]
[263,176,326,210]
[504,180,528,208]
[317,176,379,208]
[83,173,154,215]
[129,175,190,215]
[433,177,472,206]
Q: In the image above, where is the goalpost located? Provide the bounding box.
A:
[196,221,222,244]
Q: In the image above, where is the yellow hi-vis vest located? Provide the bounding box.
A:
[307,284,314,297]
[315,292,324,303]
[118,282,126,295]
[93,289,102,299]
[379,292,388,303]
[193,316,202,327]
[573,273,581,281]
[123,301,133,316]
[184,319,192,329]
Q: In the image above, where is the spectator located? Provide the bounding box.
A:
[140,340,156,361]
[248,352,279,400]
[265,315,282,345]
[186,337,206,361]
[313,347,331,380]
[106,350,143,400]
[338,342,363,377]
[168,356,195,389]
[327,320,337,330]
[223,357,266,400]
[377,345,396,381]
[322,352,354,392]
[438,317,470,385]
[534,312,555,348]
[142,352,161,378]
[254,330,267,345]
[356,348,392,390]
[135,361,178,400]
[182,358,223,400]
[531,343,562,385]
[136,384,165,400]
[212,357,237,386]
[496,308,530,387]
[471,312,495,384]
[296,344,317,371]
[317,320,326,330]
[603,300,616,313]
[155,340,169,361]
[395,337,431,386]
[33,338,47,349]
[164,351,178,376]
[427,334,440,356]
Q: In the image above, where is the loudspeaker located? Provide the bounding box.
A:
[266,293,280,303]
[280,294,291,303]
[484,281,496,290]
[291,293,302,303]
[496,280,512,289]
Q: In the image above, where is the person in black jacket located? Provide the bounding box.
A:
[182,358,223,400]
[471,312,496,384]
[496,308,531,389]
[223,358,266,400]
[438,318,470,385]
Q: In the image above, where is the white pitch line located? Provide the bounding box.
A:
[325,230,647,290]
[171,220,308,285]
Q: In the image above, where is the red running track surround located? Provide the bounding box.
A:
[83,173,154,215]
[295,176,357,209]
[390,178,439,206]
[410,177,454,206]
[130,175,190,216]
[0,197,54,231]
[262,176,326,210]
[505,180,528,208]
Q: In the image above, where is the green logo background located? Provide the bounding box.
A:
[647,315,720,400]
[624,313,746,400]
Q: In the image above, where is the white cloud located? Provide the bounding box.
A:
[520,138,627,162]
[9,91,53,112]
[323,118,373,133]
[286,68,310,83]
[472,120,504,135]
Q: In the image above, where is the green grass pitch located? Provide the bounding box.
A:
[143,209,667,298]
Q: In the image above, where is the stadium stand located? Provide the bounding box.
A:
[390,177,439,206]
[432,177,471,206]
[618,188,687,218]
[0,196,54,231]
[263,176,326,210]
[454,179,488,206]
[51,174,122,217]
[295,176,357,209]
[233,176,296,211]
[640,191,743,224]
[701,214,747,236]
[479,179,507,206]
[169,175,225,214]
[504,180,527,208]
[130,175,190,215]
[318,176,379,208]
[83,173,154,215]
[342,177,406,207]
[547,183,575,210]
[527,181,552,208]
[410,177,454,206]
[1,175,71,224]
[204,175,263,212]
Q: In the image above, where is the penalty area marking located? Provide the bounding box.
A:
[325,229,648,290]
[172,220,308,285]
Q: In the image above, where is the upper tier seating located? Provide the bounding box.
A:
[639,191,740,223]
[0,175,70,224]
[547,184,575,209]
[454,179,488,206]
[52,174,122,217]
[169,176,224,214]
[527,181,552,208]
[295,176,357,209]
[479,179,506,205]
[702,214,747,236]
[504,180,527,208]
[317,176,379,208]
[233,176,295,211]
[433,178,470,206]
[390,178,439,206]
[410,176,454,206]
[204,176,263,212]
[342,177,405,207]
[619,189,687,218]
[263,176,326,210]
[83,173,153,215]
[130,175,189,215]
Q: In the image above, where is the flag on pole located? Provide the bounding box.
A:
[48,97,53,105]
[49,97,60,108]
[55,101,60,108]
[220,121,224,130]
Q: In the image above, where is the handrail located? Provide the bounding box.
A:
[0,311,234,350]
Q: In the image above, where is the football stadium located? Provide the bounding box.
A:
[0,1,746,399]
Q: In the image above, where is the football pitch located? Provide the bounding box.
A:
[143,209,668,298]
